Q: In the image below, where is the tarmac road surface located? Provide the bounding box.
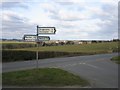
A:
[2,53,118,88]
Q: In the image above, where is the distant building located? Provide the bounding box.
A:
[78,41,83,44]
[55,40,59,44]
[87,41,92,44]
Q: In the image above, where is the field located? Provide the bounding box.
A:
[2,41,119,62]
[15,42,118,53]
[2,68,89,87]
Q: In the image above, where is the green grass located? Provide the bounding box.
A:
[14,42,118,53]
[2,68,89,87]
[111,56,120,64]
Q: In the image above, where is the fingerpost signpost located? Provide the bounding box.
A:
[23,26,56,69]
[36,25,56,68]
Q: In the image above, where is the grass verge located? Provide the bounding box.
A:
[2,68,89,87]
[111,56,120,64]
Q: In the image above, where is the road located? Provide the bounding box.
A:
[3,53,118,88]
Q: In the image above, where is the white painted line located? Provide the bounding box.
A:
[68,64,74,66]
[85,64,102,70]
[72,63,77,66]
[82,63,86,64]
[57,63,88,68]
[79,62,86,64]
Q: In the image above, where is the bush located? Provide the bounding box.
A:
[2,50,36,62]
[2,50,93,62]
[2,43,37,49]
[2,50,70,62]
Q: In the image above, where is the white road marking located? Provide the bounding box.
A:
[60,63,87,68]
[82,63,86,64]
[50,62,102,70]
[72,63,77,66]
[85,64,102,70]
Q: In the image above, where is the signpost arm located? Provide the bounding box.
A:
[36,25,39,69]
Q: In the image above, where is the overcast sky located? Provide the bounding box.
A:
[1,0,119,40]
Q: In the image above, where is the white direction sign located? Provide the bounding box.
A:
[37,36,50,41]
[37,27,56,34]
[23,35,50,41]
[23,35,36,41]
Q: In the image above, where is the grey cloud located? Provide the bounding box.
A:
[95,19,118,39]
[93,3,117,20]
[2,2,28,9]
[119,2,120,39]
[97,4,118,39]
[2,12,36,39]
[49,12,86,22]
[46,2,86,21]
[56,2,74,5]
[52,2,117,39]
[50,14,83,21]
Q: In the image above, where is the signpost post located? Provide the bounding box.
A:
[36,25,39,69]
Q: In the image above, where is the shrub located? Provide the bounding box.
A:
[2,43,37,49]
[2,50,70,62]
